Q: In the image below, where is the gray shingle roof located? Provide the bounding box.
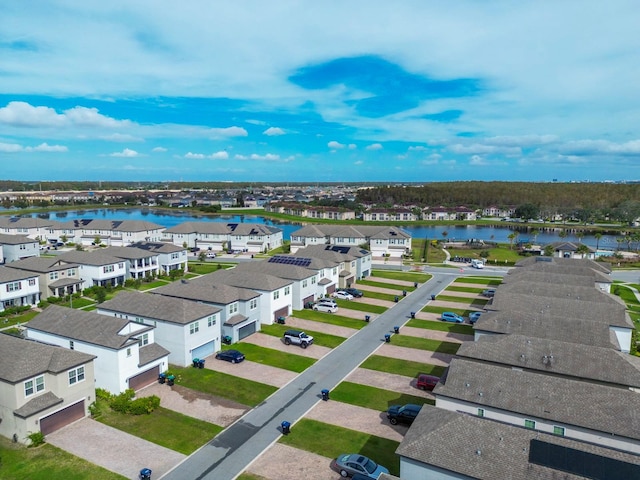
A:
[0,265,39,283]
[60,219,164,232]
[99,290,220,324]
[101,246,157,260]
[502,270,599,288]
[497,281,624,307]
[139,343,170,367]
[0,217,54,229]
[5,256,80,273]
[0,233,36,245]
[58,250,122,266]
[456,334,640,388]
[164,221,281,236]
[291,224,409,240]
[234,260,316,281]
[131,241,184,253]
[434,358,640,441]
[152,279,259,305]
[26,305,142,350]
[514,256,612,274]
[191,268,292,292]
[13,391,63,419]
[397,405,640,480]
[474,311,617,348]
[0,333,95,383]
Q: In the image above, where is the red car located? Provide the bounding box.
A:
[416,374,440,391]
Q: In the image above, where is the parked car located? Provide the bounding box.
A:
[206,251,216,258]
[387,403,422,425]
[469,311,482,324]
[332,291,354,301]
[416,374,440,391]
[481,289,496,297]
[441,311,464,323]
[215,349,245,363]
[330,453,389,479]
[283,330,314,348]
[340,287,364,298]
[313,301,338,313]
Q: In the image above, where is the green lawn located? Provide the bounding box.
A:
[361,355,446,378]
[292,310,368,329]
[406,318,474,335]
[138,279,171,290]
[445,285,486,293]
[96,405,222,455]
[389,335,460,355]
[371,270,431,283]
[614,285,640,306]
[0,309,39,327]
[0,436,124,480]
[452,276,502,285]
[221,343,315,373]
[279,419,400,477]
[171,365,277,407]
[330,381,434,410]
[357,289,403,302]
[432,294,488,306]
[187,262,228,274]
[357,279,413,291]
[335,299,388,314]
[421,305,471,316]
[260,324,346,348]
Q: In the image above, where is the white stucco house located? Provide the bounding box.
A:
[0,233,40,263]
[0,266,40,312]
[58,250,127,287]
[26,305,169,394]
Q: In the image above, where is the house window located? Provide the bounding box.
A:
[6,282,21,292]
[68,366,85,385]
[477,408,484,417]
[302,280,308,288]
[24,375,45,397]
[273,290,280,300]
[284,286,290,295]
[333,268,337,275]
[49,272,59,280]
[138,333,149,346]
[524,419,536,429]
[126,348,131,357]
[190,322,200,334]
[103,265,114,273]
[311,276,316,284]
[69,340,74,350]
[208,316,216,327]
[553,426,565,436]
[67,268,75,276]
[229,303,238,315]
[29,279,36,286]
[250,299,257,310]
[118,262,124,269]
[135,317,144,324]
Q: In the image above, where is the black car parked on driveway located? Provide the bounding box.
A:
[387,403,422,425]
[215,349,245,363]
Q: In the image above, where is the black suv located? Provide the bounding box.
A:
[283,330,314,349]
[387,404,422,425]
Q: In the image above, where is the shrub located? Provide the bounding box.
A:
[88,401,102,418]
[109,389,135,413]
[27,431,45,447]
[129,395,160,415]
[95,388,112,401]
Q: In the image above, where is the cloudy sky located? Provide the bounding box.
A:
[1,1,639,183]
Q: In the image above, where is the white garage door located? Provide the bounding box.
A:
[192,340,215,360]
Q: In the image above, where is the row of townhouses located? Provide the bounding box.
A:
[0,216,411,260]
[0,243,372,444]
[395,257,640,479]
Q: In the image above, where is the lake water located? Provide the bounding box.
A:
[21,208,621,250]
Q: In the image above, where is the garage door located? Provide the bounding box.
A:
[238,321,256,340]
[273,306,289,323]
[326,284,336,294]
[40,400,85,435]
[128,365,160,391]
[302,295,314,305]
[192,340,215,360]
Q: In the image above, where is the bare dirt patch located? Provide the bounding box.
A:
[204,356,299,387]
[400,325,473,343]
[246,443,338,480]
[377,343,454,366]
[286,316,358,338]
[346,368,435,400]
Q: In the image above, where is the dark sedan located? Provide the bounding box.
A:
[215,349,245,363]
[330,453,389,479]
[340,287,364,298]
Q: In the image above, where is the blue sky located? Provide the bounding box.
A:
[1,1,639,183]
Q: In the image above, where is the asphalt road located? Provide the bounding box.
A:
[161,270,473,480]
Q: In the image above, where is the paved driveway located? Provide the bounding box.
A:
[47,418,185,480]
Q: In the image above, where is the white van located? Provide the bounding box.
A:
[471,259,484,269]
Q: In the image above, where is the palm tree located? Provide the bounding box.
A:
[507,232,517,250]
[575,231,585,244]
[594,232,602,250]
[576,244,590,258]
[530,228,540,244]
[558,229,568,241]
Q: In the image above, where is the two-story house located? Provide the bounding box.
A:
[101,246,160,280]
[26,305,169,393]
[97,290,222,367]
[0,266,40,312]
[5,257,83,300]
[0,233,40,263]
[0,334,96,443]
[130,241,188,275]
[58,251,127,287]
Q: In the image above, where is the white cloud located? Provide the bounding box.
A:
[184,152,205,159]
[328,141,345,149]
[348,144,357,150]
[210,151,229,160]
[448,144,522,155]
[209,126,248,139]
[101,133,143,142]
[263,127,285,136]
[152,146,167,152]
[110,148,141,157]
[469,155,488,166]
[366,143,383,151]
[559,139,640,156]
[0,101,132,129]
[0,142,23,152]
[408,145,427,151]
[484,135,558,147]
[234,153,292,162]
[26,143,68,152]
[354,160,364,165]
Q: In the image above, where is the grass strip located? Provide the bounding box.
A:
[0,436,125,480]
[222,343,315,373]
[371,270,431,283]
[433,294,489,306]
[445,286,485,293]
[390,335,460,355]
[97,405,222,455]
[335,300,388,314]
[452,277,502,285]
[331,381,434,410]
[358,290,402,302]
[279,418,400,477]
[421,305,471,316]
[406,318,474,335]
[358,280,413,291]
[171,365,276,407]
[260,324,346,348]
[361,355,446,378]
[292,309,368,329]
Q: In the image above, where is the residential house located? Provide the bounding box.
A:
[163,222,283,253]
[0,266,40,312]
[101,246,160,280]
[548,241,597,259]
[130,241,188,274]
[0,216,53,240]
[58,250,127,287]
[0,233,40,263]
[152,279,261,343]
[0,334,96,443]
[481,205,516,218]
[295,244,373,284]
[422,206,453,221]
[454,206,477,220]
[97,291,222,367]
[53,219,165,247]
[26,305,169,393]
[307,206,356,220]
[363,208,416,222]
[5,257,83,300]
